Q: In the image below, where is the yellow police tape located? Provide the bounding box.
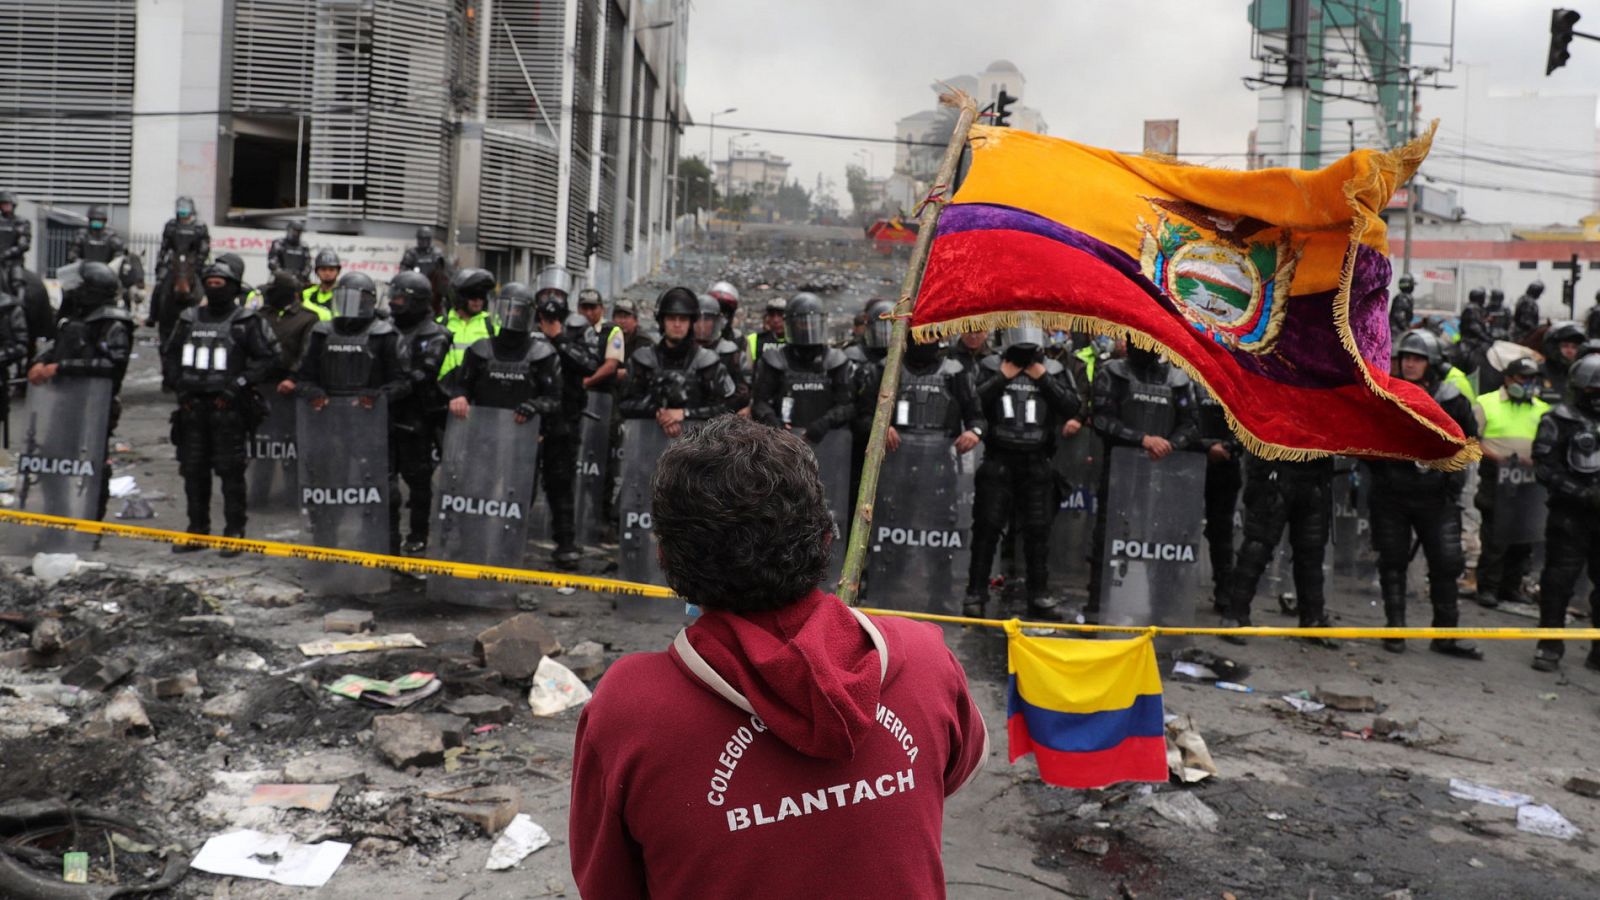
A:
[4,508,1597,642]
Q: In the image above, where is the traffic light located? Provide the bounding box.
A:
[1548,8,1581,75]
[996,90,1017,128]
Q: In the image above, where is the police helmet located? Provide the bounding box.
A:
[287,221,304,238]
[1582,338,1600,360]
[76,261,120,306]
[695,294,724,342]
[655,286,700,327]
[217,252,246,281]
[416,225,434,245]
[388,271,432,315]
[708,281,740,304]
[496,282,537,333]
[1527,280,1546,299]
[1572,355,1600,393]
[785,293,827,347]
[862,298,895,350]
[1490,289,1505,305]
[175,196,196,218]
[1468,287,1486,306]
[450,267,495,306]
[332,272,379,320]
[1546,320,1585,356]
[201,260,240,287]
[313,248,341,271]
[998,319,1047,354]
[87,205,108,226]
[1503,357,1540,381]
[1394,328,1444,367]
[535,264,573,301]
[0,190,14,207]
[1397,273,1415,291]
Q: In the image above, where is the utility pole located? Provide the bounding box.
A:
[1282,0,1309,169]
[706,107,735,223]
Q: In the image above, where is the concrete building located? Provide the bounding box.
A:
[714,149,791,201]
[0,0,690,296]
[894,61,1046,182]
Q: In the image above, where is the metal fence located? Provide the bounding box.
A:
[38,224,159,279]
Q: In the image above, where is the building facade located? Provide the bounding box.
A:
[0,0,688,295]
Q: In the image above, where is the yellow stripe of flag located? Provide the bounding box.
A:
[1006,622,1162,715]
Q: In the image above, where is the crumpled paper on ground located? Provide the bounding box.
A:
[486,814,552,870]
[1164,714,1219,783]
[528,656,592,716]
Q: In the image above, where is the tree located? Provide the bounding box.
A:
[845,164,875,217]
[774,179,812,222]
[725,192,754,222]
[677,155,720,215]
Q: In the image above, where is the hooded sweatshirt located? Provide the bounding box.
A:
[569,590,988,899]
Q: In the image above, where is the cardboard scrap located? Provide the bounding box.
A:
[324,671,441,707]
[245,784,341,812]
[298,633,425,657]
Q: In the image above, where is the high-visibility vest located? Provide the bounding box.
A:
[301,284,334,322]
[1074,344,1097,384]
[1477,388,1549,460]
[1445,365,1476,402]
[439,308,496,378]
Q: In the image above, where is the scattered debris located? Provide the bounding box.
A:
[568,639,606,657]
[430,786,522,835]
[190,829,351,887]
[528,655,593,715]
[1138,790,1219,832]
[1173,647,1249,683]
[298,633,425,657]
[476,614,561,680]
[1516,803,1580,841]
[325,672,441,708]
[283,753,368,786]
[1314,687,1378,712]
[1563,776,1600,799]
[83,688,152,739]
[444,694,516,725]
[562,651,608,681]
[143,669,202,699]
[176,615,236,633]
[1280,692,1326,714]
[1213,681,1253,693]
[108,475,139,497]
[1372,715,1420,738]
[28,617,65,654]
[485,813,552,870]
[61,656,137,692]
[1072,834,1110,857]
[216,648,268,672]
[372,713,447,769]
[245,784,341,812]
[1171,661,1218,682]
[32,552,92,585]
[62,849,88,883]
[323,609,375,634]
[202,690,253,721]
[1448,778,1532,808]
[1164,715,1218,783]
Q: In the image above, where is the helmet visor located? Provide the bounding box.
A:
[787,311,828,346]
[864,316,894,349]
[1000,323,1046,353]
[55,261,84,297]
[332,285,375,319]
[694,314,722,342]
[497,297,534,333]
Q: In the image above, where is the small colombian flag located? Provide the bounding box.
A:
[1005,622,1168,789]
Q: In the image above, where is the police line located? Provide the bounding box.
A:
[3,508,1597,642]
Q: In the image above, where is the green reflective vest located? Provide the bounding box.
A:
[301,284,334,322]
[1478,390,1549,441]
[1074,344,1097,384]
[439,308,496,378]
[1445,366,1476,403]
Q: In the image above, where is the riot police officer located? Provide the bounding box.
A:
[28,262,132,519]
[389,271,451,553]
[1218,455,1338,645]
[1514,281,1545,341]
[535,280,603,566]
[620,287,735,433]
[0,190,31,295]
[1473,357,1548,609]
[967,321,1079,619]
[576,287,624,390]
[750,293,852,442]
[261,271,319,375]
[267,221,311,282]
[1366,329,1482,657]
[1586,289,1600,340]
[286,272,408,411]
[0,282,26,380]
[1537,321,1586,405]
[1486,289,1511,340]
[440,267,497,378]
[447,282,560,420]
[1087,344,1197,622]
[67,206,126,265]
[846,298,894,493]
[301,249,340,320]
[948,329,993,377]
[708,280,742,342]
[1531,355,1600,672]
[156,195,209,286]
[746,296,788,364]
[695,293,749,412]
[164,261,281,550]
[1389,273,1415,337]
[400,226,446,281]
[1195,384,1242,614]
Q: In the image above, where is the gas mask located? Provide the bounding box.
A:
[1505,381,1532,403]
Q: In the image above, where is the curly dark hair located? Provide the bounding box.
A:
[651,416,834,611]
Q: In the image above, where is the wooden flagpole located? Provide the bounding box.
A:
[837,88,979,605]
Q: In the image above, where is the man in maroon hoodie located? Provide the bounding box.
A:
[570,416,989,898]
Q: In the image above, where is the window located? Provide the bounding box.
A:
[1518,261,1538,270]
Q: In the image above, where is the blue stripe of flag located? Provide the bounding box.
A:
[1006,674,1165,754]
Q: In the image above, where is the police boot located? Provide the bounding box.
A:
[172,526,207,554]
[962,590,988,619]
[1532,640,1564,672]
[1025,594,1064,623]
[1381,583,1407,654]
[1297,613,1340,649]
[1585,642,1600,673]
[402,536,427,554]
[553,543,581,569]
[218,528,245,559]
[1428,607,1483,660]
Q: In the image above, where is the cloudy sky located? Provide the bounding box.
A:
[682,0,1600,223]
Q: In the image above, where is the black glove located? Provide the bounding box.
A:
[515,400,540,421]
[803,424,827,444]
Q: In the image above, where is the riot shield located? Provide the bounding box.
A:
[1049,429,1102,592]
[866,432,965,615]
[296,396,392,595]
[427,408,540,608]
[1098,447,1207,636]
[816,429,853,588]
[615,419,675,619]
[572,391,613,546]
[1492,456,1547,545]
[952,443,981,601]
[246,390,299,511]
[13,377,112,554]
[1329,461,1377,578]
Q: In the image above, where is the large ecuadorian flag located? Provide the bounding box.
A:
[911,124,1477,469]
[1005,622,1167,789]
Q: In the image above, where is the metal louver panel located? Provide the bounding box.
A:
[230,0,316,112]
[0,0,135,203]
[488,0,562,123]
[594,0,624,262]
[566,0,599,276]
[307,0,453,226]
[480,127,558,256]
